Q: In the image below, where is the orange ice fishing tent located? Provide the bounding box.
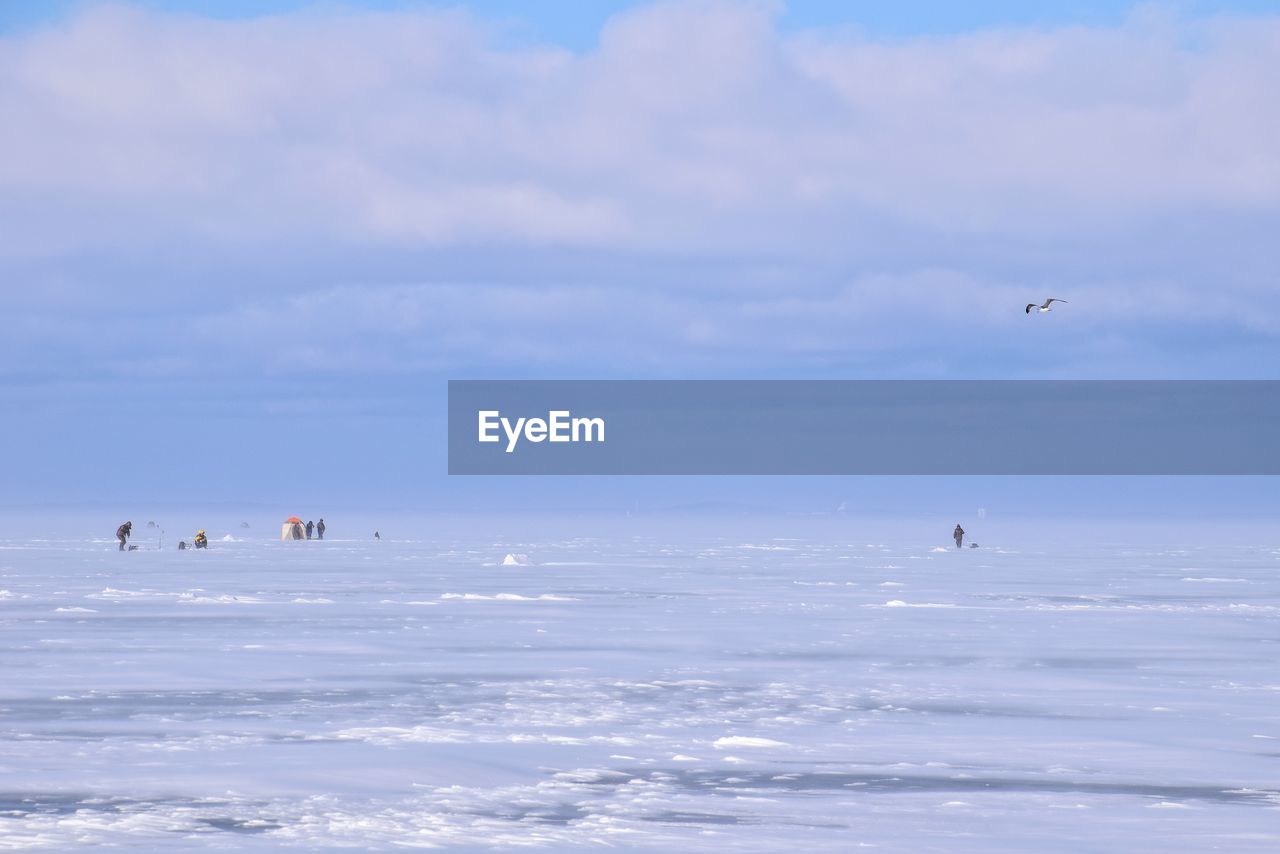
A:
[281,516,305,541]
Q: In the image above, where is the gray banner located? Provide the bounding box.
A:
[448,380,1280,475]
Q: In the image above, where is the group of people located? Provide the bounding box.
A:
[119,520,211,551]
[119,519,329,549]
[283,518,327,540]
[127,517,962,550]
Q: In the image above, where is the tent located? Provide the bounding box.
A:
[281,516,305,541]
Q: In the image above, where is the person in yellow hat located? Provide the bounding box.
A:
[193,530,208,550]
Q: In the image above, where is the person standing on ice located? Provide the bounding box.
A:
[305,520,314,539]
[316,519,325,540]
[116,521,132,551]
[953,524,965,549]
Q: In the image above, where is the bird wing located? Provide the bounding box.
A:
[1044,298,1067,306]
[1025,304,1035,313]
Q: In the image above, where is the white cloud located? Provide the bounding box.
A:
[1,1,1278,383]
[1,1,1277,259]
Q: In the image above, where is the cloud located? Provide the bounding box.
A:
[4,2,1278,254]
[2,1,1279,387]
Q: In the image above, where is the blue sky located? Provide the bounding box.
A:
[5,1,1280,43]
[2,0,1279,511]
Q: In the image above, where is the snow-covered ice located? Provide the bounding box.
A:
[1,516,1278,850]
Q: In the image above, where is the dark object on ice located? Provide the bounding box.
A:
[116,521,132,551]
[146,521,156,528]
[953,524,965,549]
[178,541,187,550]
[374,531,380,540]
[194,530,208,549]
[240,522,250,528]
[316,519,325,540]
[305,520,314,539]
[969,543,979,548]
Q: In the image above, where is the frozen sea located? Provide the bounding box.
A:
[1,514,1278,851]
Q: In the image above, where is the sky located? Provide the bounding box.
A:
[2,1,1279,512]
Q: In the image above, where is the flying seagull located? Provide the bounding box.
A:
[1025,298,1068,314]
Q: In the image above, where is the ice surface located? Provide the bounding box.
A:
[0,516,1278,850]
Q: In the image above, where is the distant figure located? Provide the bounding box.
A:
[194,530,208,549]
[116,521,132,551]
[178,540,187,550]
[291,521,304,540]
[374,531,380,540]
[953,524,965,549]
[240,522,250,528]
[316,519,326,540]
[305,520,314,540]
[969,543,979,548]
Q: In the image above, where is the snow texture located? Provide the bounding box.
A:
[1,518,1278,850]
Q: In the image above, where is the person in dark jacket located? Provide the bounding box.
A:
[316,519,326,540]
[116,521,132,551]
[953,524,965,549]
[305,520,314,539]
